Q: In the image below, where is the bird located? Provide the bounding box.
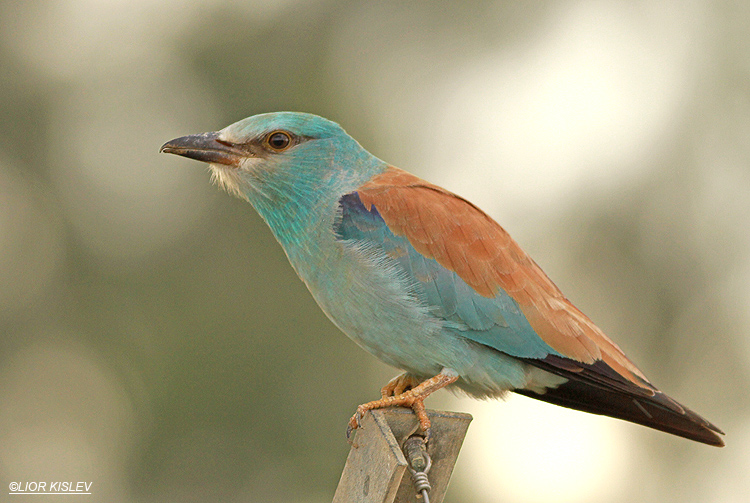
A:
[161,111,724,447]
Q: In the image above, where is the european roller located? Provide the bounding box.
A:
[161,112,724,447]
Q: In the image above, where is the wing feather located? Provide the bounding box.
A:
[356,166,647,386]
[334,166,723,446]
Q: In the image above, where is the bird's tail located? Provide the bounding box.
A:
[515,356,724,447]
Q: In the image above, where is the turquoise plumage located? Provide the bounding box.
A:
[336,191,560,363]
[161,112,724,446]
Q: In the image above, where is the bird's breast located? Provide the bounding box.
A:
[291,235,452,376]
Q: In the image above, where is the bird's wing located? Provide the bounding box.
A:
[335,166,724,446]
[346,166,647,385]
[336,190,560,361]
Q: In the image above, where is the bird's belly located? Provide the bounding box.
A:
[309,252,449,377]
[300,241,561,397]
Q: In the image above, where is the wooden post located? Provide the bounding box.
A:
[332,408,472,503]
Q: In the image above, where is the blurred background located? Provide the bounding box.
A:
[0,1,748,502]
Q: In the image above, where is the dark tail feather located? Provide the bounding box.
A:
[516,357,725,447]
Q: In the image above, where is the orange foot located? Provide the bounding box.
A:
[380,372,423,398]
[347,368,459,443]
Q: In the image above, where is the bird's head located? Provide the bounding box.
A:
[160,112,383,206]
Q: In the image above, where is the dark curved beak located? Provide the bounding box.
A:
[160,131,244,166]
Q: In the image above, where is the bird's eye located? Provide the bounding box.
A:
[266,131,293,151]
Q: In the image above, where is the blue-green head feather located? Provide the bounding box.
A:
[166,112,386,249]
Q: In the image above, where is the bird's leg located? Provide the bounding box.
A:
[348,368,459,442]
[380,372,423,398]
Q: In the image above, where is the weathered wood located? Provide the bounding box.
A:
[332,409,407,503]
[333,408,472,503]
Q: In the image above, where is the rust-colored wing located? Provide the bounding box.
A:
[344,166,723,446]
[357,166,646,386]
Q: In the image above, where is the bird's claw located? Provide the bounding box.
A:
[345,370,459,446]
[346,408,367,445]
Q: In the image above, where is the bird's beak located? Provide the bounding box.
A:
[160,131,244,166]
